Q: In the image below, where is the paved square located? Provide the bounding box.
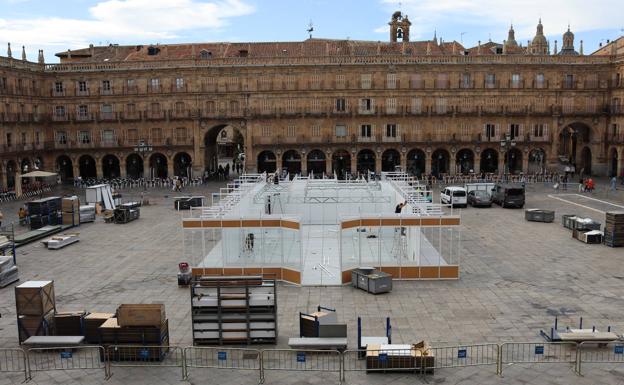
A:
[1,181,624,384]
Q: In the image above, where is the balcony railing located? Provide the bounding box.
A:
[99,87,113,95]
[145,110,165,120]
[76,89,90,96]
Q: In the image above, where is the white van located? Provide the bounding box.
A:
[440,186,467,208]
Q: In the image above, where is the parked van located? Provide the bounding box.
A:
[440,186,467,208]
[491,183,525,208]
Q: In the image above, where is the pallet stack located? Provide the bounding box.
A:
[604,212,624,247]
[15,280,56,343]
[54,311,86,336]
[61,196,80,227]
[84,313,115,343]
[28,197,62,230]
[99,304,169,361]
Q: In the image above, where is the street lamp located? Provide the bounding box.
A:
[134,140,152,178]
[500,133,516,177]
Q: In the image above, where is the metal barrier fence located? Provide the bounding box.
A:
[577,341,624,375]
[0,347,28,381]
[26,345,108,380]
[184,346,261,382]
[427,344,499,374]
[106,345,185,380]
[500,342,578,376]
[261,349,342,384]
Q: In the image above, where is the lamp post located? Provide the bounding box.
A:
[500,133,516,178]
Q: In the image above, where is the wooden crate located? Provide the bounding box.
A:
[117,304,166,327]
[15,281,55,316]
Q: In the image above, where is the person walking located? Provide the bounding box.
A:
[578,177,584,192]
[611,176,617,191]
[587,178,595,192]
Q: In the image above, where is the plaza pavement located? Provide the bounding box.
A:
[1,180,624,384]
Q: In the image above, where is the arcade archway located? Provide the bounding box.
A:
[102,154,120,179]
[174,152,192,177]
[504,148,523,174]
[149,153,168,178]
[456,149,474,174]
[609,148,618,177]
[357,149,376,174]
[559,122,591,168]
[257,151,276,173]
[528,148,546,174]
[381,149,401,172]
[204,124,244,172]
[306,149,326,177]
[580,147,592,175]
[480,148,498,174]
[282,150,302,176]
[126,153,144,179]
[56,155,73,182]
[431,149,450,177]
[6,160,17,188]
[332,149,351,179]
[406,149,426,177]
[79,155,97,178]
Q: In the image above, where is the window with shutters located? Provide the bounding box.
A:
[485,123,496,141]
[206,101,215,113]
[310,74,321,89]
[55,105,65,117]
[410,74,423,88]
[361,74,372,89]
[461,73,472,88]
[175,102,185,113]
[35,131,40,145]
[335,98,346,112]
[56,131,67,144]
[360,124,372,138]
[54,81,64,93]
[175,127,186,142]
[460,97,471,113]
[285,75,296,90]
[533,123,546,138]
[612,123,619,138]
[285,99,295,113]
[459,122,471,140]
[287,125,296,137]
[175,78,184,89]
[386,73,397,89]
[485,73,496,88]
[436,98,447,114]
[386,124,397,138]
[336,74,346,89]
[78,81,88,92]
[411,98,422,114]
[5,133,11,147]
[101,129,115,144]
[150,78,160,88]
[261,99,271,113]
[78,105,88,117]
[127,128,138,142]
[585,97,596,113]
[230,100,239,113]
[562,97,574,114]
[262,126,271,137]
[386,98,397,114]
[484,98,497,113]
[360,98,373,112]
[335,124,347,137]
[509,124,520,140]
[102,80,111,93]
[436,73,448,89]
[534,97,546,113]
[150,102,160,112]
[151,127,162,142]
[311,124,321,137]
[511,73,521,87]
[535,73,545,88]
[78,130,91,144]
[310,99,320,113]
[509,97,521,112]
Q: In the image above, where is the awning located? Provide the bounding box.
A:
[20,170,57,178]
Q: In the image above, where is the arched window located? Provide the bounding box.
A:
[199,50,212,59]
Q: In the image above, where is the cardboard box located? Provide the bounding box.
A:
[62,196,80,212]
[117,304,166,327]
[15,281,55,316]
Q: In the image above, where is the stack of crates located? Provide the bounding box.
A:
[61,196,80,227]
[604,212,624,247]
[28,197,62,230]
[15,281,56,343]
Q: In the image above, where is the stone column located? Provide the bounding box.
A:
[72,158,80,179]
[276,154,283,174]
[350,154,357,176]
[498,149,505,174]
[375,152,382,174]
[400,151,407,172]
[425,152,432,175]
[300,152,307,176]
[167,158,174,178]
[618,148,623,178]
[326,151,333,175]
[522,151,529,173]
[474,153,481,174]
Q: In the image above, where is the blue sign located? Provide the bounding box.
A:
[139,349,150,360]
[60,351,72,359]
[615,346,624,354]
[378,353,388,363]
[296,352,306,363]
[458,349,467,359]
[535,346,544,355]
[218,351,227,361]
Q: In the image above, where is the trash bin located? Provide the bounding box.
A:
[351,267,392,294]
[525,209,555,223]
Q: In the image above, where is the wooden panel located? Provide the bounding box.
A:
[439,265,459,279]
[262,268,282,280]
[419,266,440,279]
[402,218,421,226]
[378,266,400,278]
[440,217,461,226]
[400,267,420,279]
[381,218,401,226]
[221,220,242,228]
[182,220,202,228]
[191,268,206,276]
[241,220,262,227]
[420,218,441,226]
[204,268,224,275]
[261,220,281,227]
[243,268,263,275]
[341,270,352,284]
[223,268,243,275]
[341,220,360,229]
[282,268,301,284]
[361,219,381,227]
[281,220,300,230]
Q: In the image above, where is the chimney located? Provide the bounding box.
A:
[553,40,558,55]
[22,46,26,61]
[477,40,481,55]
[580,40,583,55]
[38,49,45,64]
[89,43,95,57]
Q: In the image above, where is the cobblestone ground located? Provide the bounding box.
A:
[1,179,624,384]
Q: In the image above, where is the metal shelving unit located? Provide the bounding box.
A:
[190,275,277,345]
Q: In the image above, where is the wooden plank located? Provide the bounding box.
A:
[282,269,301,284]
[419,266,439,279]
[439,266,459,279]
[341,270,352,284]
[281,220,300,230]
[400,267,420,279]
[341,219,360,229]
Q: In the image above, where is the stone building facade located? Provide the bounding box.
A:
[0,14,623,187]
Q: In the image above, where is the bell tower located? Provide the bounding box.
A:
[389,11,411,42]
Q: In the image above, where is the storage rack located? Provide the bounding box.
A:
[0,224,16,264]
[190,275,277,345]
